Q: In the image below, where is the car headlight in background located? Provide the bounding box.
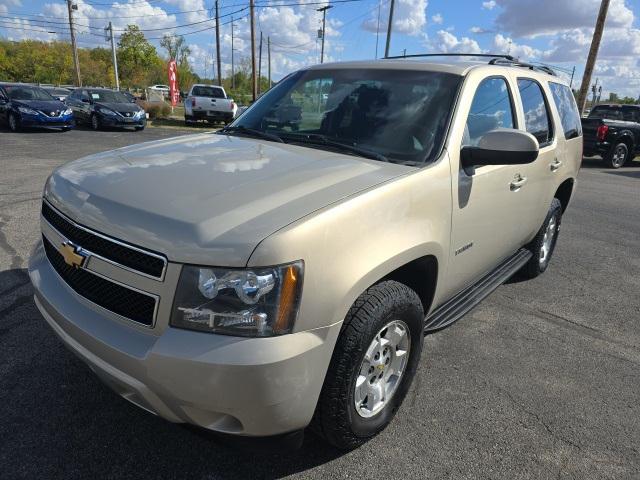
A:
[134,109,144,118]
[17,106,39,115]
[62,108,73,116]
[98,108,117,116]
[170,261,303,337]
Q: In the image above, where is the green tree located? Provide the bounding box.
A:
[117,25,160,87]
[160,33,191,66]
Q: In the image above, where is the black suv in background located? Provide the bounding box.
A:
[582,104,640,168]
[66,88,146,131]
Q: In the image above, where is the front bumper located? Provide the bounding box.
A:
[19,112,74,129]
[29,241,340,436]
[99,114,146,128]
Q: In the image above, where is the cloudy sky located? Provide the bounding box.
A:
[1,0,639,97]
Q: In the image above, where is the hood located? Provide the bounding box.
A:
[15,99,67,113]
[45,134,411,266]
[96,102,140,113]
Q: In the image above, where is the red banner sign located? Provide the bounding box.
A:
[168,60,179,107]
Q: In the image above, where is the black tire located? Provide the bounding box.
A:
[311,280,424,450]
[90,113,100,131]
[8,112,19,132]
[604,142,629,169]
[61,127,71,132]
[134,126,144,131]
[520,198,562,279]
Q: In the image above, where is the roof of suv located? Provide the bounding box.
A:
[308,55,565,84]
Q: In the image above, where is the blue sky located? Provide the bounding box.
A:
[1,0,640,96]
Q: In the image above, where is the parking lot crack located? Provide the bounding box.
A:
[0,215,24,269]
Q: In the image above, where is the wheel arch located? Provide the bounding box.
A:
[554,178,575,213]
[379,255,438,316]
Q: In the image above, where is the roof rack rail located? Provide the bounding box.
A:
[488,57,557,76]
[384,52,558,76]
[385,53,517,61]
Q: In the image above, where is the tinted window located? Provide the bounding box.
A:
[5,86,54,101]
[518,79,553,145]
[588,105,624,120]
[621,106,640,123]
[192,86,225,98]
[235,68,462,164]
[465,77,515,146]
[549,82,582,139]
[88,90,129,103]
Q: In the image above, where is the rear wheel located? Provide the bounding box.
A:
[520,198,562,279]
[604,142,629,169]
[311,280,424,450]
[8,112,19,132]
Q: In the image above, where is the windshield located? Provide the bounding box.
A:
[88,90,130,103]
[192,86,225,98]
[231,68,461,164]
[5,86,55,101]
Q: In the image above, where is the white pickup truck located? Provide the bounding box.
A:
[185,84,237,125]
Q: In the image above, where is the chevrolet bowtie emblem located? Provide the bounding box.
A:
[59,242,86,269]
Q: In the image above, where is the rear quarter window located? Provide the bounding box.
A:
[549,82,582,140]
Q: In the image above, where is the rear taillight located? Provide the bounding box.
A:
[596,124,609,141]
[230,101,236,110]
[191,98,196,107]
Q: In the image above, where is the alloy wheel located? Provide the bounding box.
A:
[540,213,558,266]
[354,320,411,418]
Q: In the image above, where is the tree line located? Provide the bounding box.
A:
[0,25,271,102]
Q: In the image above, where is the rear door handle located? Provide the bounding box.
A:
[550,159,563,172]
[510,175,528,191]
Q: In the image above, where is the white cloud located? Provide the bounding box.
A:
[0,0,21,15]
[432,13,443,25]
[492,33,541,59]
[493,0,633,38]
[470,26,492,34]
[433,30,482,53]
[362,0,428,36]
[482,1,497,10]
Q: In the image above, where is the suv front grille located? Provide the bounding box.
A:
[43,236,156,326]
[41,201,166,279]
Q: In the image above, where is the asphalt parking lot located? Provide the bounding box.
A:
[1,126,639,479]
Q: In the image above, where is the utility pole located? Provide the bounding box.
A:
[106,22,119,90]
[384,0,396,58]
[267,36,271,89]
[317,5,332,64]
[66,0,81,86]
[250,0,257,102]
[215,0,222,87]
[375,0,381,59]
[258,31,263,95]
[577,0,610,114]
[231,17,235,90]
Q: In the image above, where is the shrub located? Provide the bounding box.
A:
[142,101,172,120]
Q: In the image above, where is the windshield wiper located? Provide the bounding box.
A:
[219,125,285,143]
[280,133,390,163]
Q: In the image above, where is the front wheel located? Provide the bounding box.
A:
[520,198,562,279]
[311,280,424,450]
[90,114,100,131]
[8,112,19,132]
[605,142,629,169]
[134,126,145,131]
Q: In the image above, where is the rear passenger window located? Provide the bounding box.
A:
[549,82,582,139]
[517,79,553,146]
[464,77,515,146]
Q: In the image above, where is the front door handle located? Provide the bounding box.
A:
[550,159,563,172]
[510,175,528,191]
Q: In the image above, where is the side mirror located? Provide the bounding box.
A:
[461,129,539,171]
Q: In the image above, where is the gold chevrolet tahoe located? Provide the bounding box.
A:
[29,55,582,449]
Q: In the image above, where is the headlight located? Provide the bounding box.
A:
[62,108,73,115]
[134,109,144,118]
[18,106,38,115]
[98,108,117,116]
[170,261,303,337]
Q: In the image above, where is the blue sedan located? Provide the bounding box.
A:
[0,83,74,132]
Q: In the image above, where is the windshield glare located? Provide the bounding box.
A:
[89,90,129,103]
[5,86,55,101]
[233,68,461,164]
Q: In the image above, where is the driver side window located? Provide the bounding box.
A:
[464,77,515,147]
